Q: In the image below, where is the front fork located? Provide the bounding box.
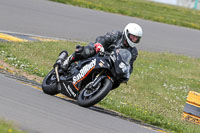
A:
[92,70,113,88]
[55,66,60,82]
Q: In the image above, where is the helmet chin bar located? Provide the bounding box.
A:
[123,34,136,48]
[127,37,137,47]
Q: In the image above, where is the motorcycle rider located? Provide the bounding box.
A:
[57,23,143,81]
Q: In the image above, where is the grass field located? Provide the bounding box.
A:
[51,0,200,30]
[0,41,200,133]
[0,119,26,133]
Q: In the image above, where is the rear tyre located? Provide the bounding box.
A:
[42,69,59,95]
[77,78,112,107]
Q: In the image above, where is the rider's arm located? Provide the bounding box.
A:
[129,47,138,74]
[88,31,122,49]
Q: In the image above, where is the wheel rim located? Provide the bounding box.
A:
[46,74,57,85]
[81,82,102,100]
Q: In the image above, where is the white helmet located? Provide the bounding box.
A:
[122,23,143,48]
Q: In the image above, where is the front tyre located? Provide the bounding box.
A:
[77,78,112,107]
[42,69,59,95]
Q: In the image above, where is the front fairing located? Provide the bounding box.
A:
[110,49,131,81]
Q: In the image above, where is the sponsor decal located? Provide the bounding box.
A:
[73,59,96,84]
[119,62,126,69]
[63,83,71,96]
[63,83,77,97]
[67,85,76,97]
[119,62,126,72]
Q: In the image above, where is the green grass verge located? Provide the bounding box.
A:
[51,0,200,30]
[0,41,200,132]
[0,119,26,133]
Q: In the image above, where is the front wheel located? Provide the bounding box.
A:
[77,78,112,107]
[42,69,59,95]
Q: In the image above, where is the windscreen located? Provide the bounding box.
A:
[118,49,132,80]
[118,49,132,65]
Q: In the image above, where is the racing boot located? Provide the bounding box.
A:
[60,54,75,72]
[53,50,68,68]
[61,45,84,71]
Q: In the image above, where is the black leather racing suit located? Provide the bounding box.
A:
[69,30,138,74]
[72,30,138,74]
[89,30,138,74]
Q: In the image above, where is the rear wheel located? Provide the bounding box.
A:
[77,78,112,107]
[42,69,59,95]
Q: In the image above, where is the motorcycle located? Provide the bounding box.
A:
[42,47,132,107]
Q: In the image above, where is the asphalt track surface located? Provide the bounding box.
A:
[0,0,199,133]
[0,72,160,133]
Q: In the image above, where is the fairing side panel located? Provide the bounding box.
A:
[60,81,78,99]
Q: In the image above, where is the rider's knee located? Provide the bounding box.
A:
[75,45,95,60]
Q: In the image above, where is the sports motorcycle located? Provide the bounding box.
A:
[42,47,131,107]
